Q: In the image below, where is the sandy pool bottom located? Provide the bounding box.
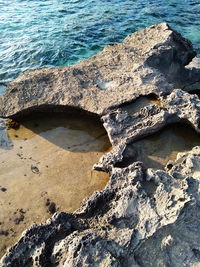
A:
[134,123,200,169]
[0,112,111,257]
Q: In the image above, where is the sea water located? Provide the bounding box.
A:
[0,0,200,85]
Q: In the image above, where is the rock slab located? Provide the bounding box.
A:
[0,22,198,118]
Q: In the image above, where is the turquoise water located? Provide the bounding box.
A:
[0,0,200,85]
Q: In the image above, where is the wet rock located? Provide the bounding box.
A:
[0,22,196,118]
[102,89,200,146]
[1,23,200,267]
[13,215,24,225]
[0,231,9,237]
[48,202,57,215]
[13,209,26,225]
[31,165,40,174]
[45,199,50,207]
[6,119,20,130]
[0,187,7,192]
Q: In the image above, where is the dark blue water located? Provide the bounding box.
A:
[0,0,200,86]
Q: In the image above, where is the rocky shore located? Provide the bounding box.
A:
[1,23,200,266]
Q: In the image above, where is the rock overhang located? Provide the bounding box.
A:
[0,22,198,119]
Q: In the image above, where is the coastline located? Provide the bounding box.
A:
[1,23,200,266]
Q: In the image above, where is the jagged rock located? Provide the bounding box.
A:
[102,89,200,146]
[1,23,200,267]
[1,147,200,267]
[0,22,197,118]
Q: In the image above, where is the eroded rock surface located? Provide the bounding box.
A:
[1,23,200,267]
[102,89,200,146]
[1,147,200,267]
[0,22,198,118]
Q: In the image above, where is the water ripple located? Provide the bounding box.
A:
[0,0,199,83]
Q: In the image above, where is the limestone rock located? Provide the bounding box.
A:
[0,22,197,118]
[102,89,200,146]
[1,147,200,267]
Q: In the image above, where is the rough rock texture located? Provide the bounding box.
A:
[93,89,200,172]
[0,22,198,118]
[184,57,200,92]
[1,23,200,267]
[102,89,200,146]
[1,147,200,267]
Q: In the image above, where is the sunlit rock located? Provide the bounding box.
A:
[0,22,197,118]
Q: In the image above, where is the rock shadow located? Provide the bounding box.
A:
[115,123,200,169]
[7,108,111,153]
